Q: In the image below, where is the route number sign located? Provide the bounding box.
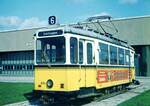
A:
[48,16,56,25]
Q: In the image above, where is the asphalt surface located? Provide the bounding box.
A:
[4,77,150,106]
[0,76,33,83]
[84,77,150,106]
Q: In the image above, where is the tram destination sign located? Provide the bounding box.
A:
[38,30,63,37]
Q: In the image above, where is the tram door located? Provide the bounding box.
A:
[79,40,94,88]
[85,41,95,87]
[79,40,86,87]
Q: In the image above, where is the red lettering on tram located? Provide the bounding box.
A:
[97,70,129,83]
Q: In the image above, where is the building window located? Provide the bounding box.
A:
[118,48,125,65]
[110,46,117,64]
[87,43,93,64]
[79,41,83,64]
[5,65,7,70]
[17,65,20,70]
[8,65,11,70]
[14,66,17,70]
[99,43,109,64]
[70,37,78,64]
[10,65,13,70]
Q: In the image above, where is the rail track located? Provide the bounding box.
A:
[36,84,140,106]
[5,83,142,106]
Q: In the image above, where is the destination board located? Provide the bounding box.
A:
[38,30,63,37]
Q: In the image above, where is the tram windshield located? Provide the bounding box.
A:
[36,36,66,65]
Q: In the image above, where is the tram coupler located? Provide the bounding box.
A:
[132,79,140,85]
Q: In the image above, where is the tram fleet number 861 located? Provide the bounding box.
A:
[34,26,136,100]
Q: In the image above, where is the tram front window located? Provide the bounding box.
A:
[36,36,66,64]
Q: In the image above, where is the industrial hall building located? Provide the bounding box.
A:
[0,15,150,77]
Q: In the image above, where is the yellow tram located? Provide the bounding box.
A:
[34,16,136,100]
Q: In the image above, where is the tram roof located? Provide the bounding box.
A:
[65,26,128,46]
[36,26,133,49]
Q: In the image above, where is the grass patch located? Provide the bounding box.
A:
[0,82,33,105]
[118,90,150,106]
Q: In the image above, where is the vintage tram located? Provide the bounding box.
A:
[33,16,136,101]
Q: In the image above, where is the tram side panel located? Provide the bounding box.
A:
[34,67,68,91]
[66,67,81,91]
[85,67,96,87]
[65,67,96,91]
[34,66,87,92]
[130,67,135,82]
[95,67,132,89]
[66,66,135,91]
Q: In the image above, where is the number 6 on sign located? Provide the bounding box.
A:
[48,16,56,25]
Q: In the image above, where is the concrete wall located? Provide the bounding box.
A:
[0,28,37,52]
[112,16,150,45]
[81,16,150,45]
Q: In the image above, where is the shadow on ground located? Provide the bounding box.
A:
[24,92,95,106]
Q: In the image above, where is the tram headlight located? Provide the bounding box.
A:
[46,79,53,88]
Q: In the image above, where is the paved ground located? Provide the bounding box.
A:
[4,77,150,106]
[0,76,34,83]
[84,77,150,106]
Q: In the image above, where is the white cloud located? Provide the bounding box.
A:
[0,16,47,31]
[119,0,138,4]
[0,16,22,26]
[19,17,47,29]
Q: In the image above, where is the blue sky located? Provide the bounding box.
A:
[0,0,149,31]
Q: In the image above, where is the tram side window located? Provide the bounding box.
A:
[110,46,117,64]
[99,43,109,64]
[51,45,56,63]
[79,41,83,64]
[36,40,42,63]
[125,50,130,65]
[118,48,125,65]
[87,43,93,64]
[70,37,78,64]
